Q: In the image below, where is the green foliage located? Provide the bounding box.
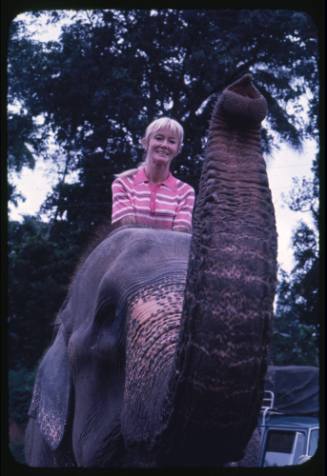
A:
[8,365,35,463]
[9,366,36,425]
[8,216,83,369]
[8,10,319,221]
[286,155,319,226]
[272,155,319,365]
[7,114,36,172]
[272,270,319,366]
[10,442,26,465]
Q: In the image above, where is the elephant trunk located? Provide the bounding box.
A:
[160,74,278,465]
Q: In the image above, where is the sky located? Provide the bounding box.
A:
[8,10,317,274]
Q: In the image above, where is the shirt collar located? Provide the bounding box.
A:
[133,167,177,191]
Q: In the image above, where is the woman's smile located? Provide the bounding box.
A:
[146,127,180,167]
[155,148,170,157]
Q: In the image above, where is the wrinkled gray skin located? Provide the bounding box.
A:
[25,74,277,468]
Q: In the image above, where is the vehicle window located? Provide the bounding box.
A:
[266,431,294,453]
[309,429,319,456]
[263,430,297,467]
[293,432,306,463]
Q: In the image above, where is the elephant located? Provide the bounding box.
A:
[24,73,277,468]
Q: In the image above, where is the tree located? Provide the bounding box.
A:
[8,216,81,369]
[8,10,319,225]
[7,9,319,371]
[272,155,319,365]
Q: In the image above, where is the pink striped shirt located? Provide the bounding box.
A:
[111,168,195,231]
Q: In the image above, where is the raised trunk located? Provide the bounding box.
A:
[160,74,277,465]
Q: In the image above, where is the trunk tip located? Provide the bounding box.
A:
[241,73,253,84]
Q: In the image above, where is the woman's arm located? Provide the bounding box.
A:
[111,178,135,225]
[173,186,195,233]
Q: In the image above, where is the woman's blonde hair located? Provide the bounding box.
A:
[115,117,184,178]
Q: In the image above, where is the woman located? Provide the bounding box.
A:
[111,117,195,232]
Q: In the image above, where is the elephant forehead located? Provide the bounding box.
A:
[118,229,191,266]
[62,229,190,333]
[78,228,191,283]
[94,228,190,292]
[96,230,190,308]
[104,227,191,256]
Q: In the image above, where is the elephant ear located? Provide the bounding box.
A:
[28,326,72,450]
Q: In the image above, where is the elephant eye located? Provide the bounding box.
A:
[89,303,126,362]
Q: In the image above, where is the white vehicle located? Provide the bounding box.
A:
[258,366,319,467]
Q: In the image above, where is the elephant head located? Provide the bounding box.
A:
[25,74,277,467]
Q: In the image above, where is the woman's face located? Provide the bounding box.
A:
[144,127,180,168]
